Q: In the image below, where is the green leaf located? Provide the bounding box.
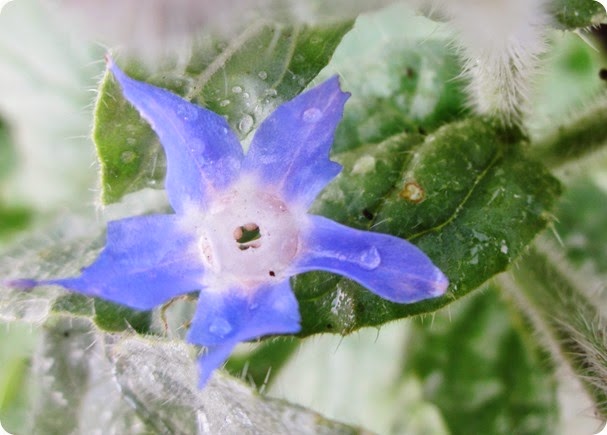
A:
[499,236,607,418]
[294,118,562,336]
[319,8,467,154]
[331,41,466,154]
[404,287,559,435]
[94,20,353,204]
[93,299,152,334]
[552,0,607,28]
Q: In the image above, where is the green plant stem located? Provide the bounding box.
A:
[531,93,607,170]
[498,235,607,418]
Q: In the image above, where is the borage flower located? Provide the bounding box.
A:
[25,59,448,387]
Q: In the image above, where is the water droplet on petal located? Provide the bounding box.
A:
[357,247,381,270]
[176,103,198,121]
[231,86,242,94]
[302,107,322,123]
[238,114,254,134]
[209,318,232,338]
[258,71,268,80]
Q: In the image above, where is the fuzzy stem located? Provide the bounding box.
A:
[530,93,607,170]
[498,235,607,418]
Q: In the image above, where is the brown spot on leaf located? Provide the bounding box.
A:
[399,181,425,204]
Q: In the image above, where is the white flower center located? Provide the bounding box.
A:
[198,182,301,288]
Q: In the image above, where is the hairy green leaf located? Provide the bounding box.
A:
[94,21,353,204]
[404,287,558,435]
[110,335,364,434]
[225,338,300,389]
[295,118,561,336]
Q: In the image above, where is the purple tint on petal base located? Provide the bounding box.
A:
[294,215,449,303]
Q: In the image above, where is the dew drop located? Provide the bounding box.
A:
[209,318,232,338]
[126,137,136,145]
[264,88,277,98]
[356,247,381,270]
[231,86,242,94]
[120,150,137,163]
[242,92,250,99]
[219,99,231,107]
[258,71,268,80]
[302,107,322,123]
[238,114,254,134]
[176,103,198,121]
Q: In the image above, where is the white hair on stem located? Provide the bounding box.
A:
[413,0,551,125]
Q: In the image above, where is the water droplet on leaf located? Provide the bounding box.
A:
[120,150,137,163]
[264,89,277,98]
[238,114,254,134]
[258,71,268,80]
[219,99,231,107]
[231,86,242,94]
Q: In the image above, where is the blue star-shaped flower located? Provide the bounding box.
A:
[25,59,448,387]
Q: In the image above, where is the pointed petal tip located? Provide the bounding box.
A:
[3,278,38,291]
[321,75,351,102]
[430,269,450,298]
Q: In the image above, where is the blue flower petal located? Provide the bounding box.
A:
[196,341,238,388]
[43,215,205,310]
[187,280,301,386]
[108,60,244,213]
[294,216,449,303]
[242,77,349,209]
